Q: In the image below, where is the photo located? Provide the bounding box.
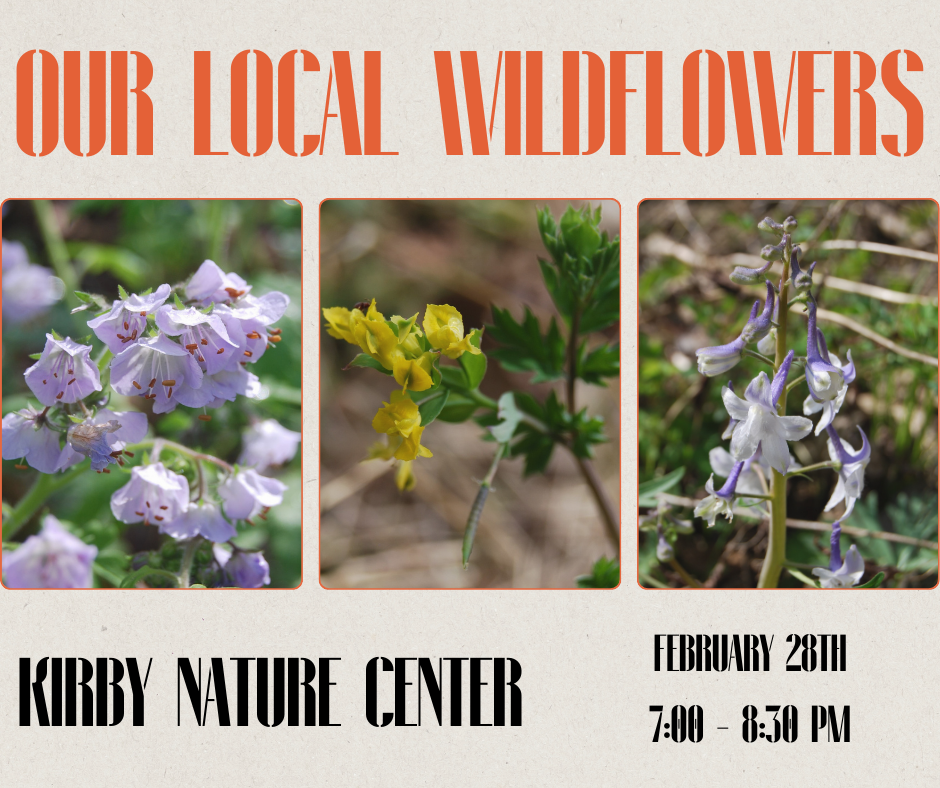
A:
[638,199,938,589]
[320,199,620,589]
[1,199,303,589]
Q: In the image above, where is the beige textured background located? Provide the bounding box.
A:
[1,1,938,785]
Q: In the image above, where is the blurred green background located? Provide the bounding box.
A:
[2,199,303,588]
[639,199,938,588]
[320,200,620,588]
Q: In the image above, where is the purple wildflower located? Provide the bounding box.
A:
[2,515,97,589]
[217,468,287,521]
[158,501,236,542]
[239,419,301,471]
[155,305,239,374]
[1,405,63,473]
[24,334,101,406]
[87,284,172,354]
[110,462,190,526]
[2,240,64,323]
[109,333,211,413]
[213,545,271,588]
[59,409,148,472]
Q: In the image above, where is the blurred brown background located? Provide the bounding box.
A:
[320,200,620,588]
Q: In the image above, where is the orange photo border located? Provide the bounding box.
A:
[0,196,305,591]
[635,197,940,591]
[318,197,623,591]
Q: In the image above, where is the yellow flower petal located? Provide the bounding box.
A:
[393,352,435,392]
[322,306,362,344]
[372,391,421,437]
[395,461,416,491]
[423,304,481,359]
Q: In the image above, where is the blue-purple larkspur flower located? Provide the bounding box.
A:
[87,284,172,354]
[24,334,102,407]
[824,424,871,519]
[694,460,746,527]
[696,283,774,376]
[812,544,865,589]
[803,329,855,435]
[721,351,812,474]
[804,301,844,402]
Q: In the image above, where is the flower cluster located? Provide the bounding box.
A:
[686,216,872,588]
[3,260,287,475]
[324,300,482,489]
[3,258,300,590]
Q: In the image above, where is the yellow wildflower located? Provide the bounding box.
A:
[423,304,482,359]
[393,351,436,392]
[322,305,362,344]
[371,391,433,461]
[347,299,402,370]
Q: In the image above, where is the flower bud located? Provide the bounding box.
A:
[656,535,675,562]
[758,217,784,234]
[783,216,798,232]
[730,259,772,285]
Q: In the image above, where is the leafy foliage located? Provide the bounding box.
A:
[576,557,620,588]
[487,306,565,383]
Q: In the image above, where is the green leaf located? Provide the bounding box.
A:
[638,467,685,508]
[173,291,185,309]
[418,390,449,426]
[577,342,620,385]
[74,290,94,304]
[440,365,469,389]
[117,283,130,301]
[511,429,555,475]
[785,567,820,587]
[437,394,479,423]
[458,329,487,389]
[28,352,42,360]
[345,354,392,375]
[490,392,523,443]
[856,571,885,589]
[576,557,620,588]
[487,306,565,383]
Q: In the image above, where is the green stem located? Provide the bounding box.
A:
[787,460,840,477]
[457,387,499,411]
[127,438,233,473]
[33,200,79,304]
[462,443,506,568]
[669,558,703,588]
[3,465,89,540]
[758,258,791,589]
[743,349,776,368]
[785,374,806,394]
[178,537,203,588]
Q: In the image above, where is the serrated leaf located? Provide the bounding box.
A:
[638,467,685,508]
[458,329,487,389]
[418,390,449,426]
[345,354,392,375]
[577,342,620,385]
[487,306,565,383]
[576,557,620,588]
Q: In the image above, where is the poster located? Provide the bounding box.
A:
[1,1,937,785]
